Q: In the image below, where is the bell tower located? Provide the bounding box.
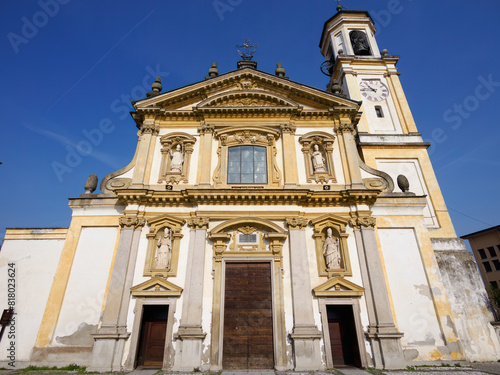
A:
[319,6,418,136]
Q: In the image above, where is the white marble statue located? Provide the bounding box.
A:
[170,144,184,173]
[323,228,340,269]
[312,144,327,172]
[156,229,172,270]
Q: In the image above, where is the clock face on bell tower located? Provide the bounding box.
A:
[359,80,389,102]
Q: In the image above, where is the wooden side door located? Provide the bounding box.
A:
[327,305,362,368]
[223,262,274,369]
[136,305,169,367]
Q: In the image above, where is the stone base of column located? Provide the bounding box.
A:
[88,326,130,372]
[290,325,323,371]
[172,325,206,371]
[366,325,405,369]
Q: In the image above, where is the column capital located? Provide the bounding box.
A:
[139,123,159,135]
[187,216,209,229]
[119,216,146,229]
[286,217,309,229]
[197,123,215,134]
[334,123,355,134]
[280,123,296,134]
[350,216,376,229]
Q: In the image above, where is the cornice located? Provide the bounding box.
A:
[114,188,380,208]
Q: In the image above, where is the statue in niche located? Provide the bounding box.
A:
[350,30,371,56]
[323,228,341,269]
[169,144,184,173]
[312,144,327,173]
[155,228,172,270]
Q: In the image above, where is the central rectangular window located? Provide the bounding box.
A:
[228,145,267,184]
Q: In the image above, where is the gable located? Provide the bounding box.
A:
[131,277,183,297]
[313,277,364,297]
[132,68,360,116]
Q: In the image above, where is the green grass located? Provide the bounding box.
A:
[17,364,86,373]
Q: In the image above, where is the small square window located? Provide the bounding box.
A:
[489,246,497,257]
[375,106,384,118]
[484,261,493,273]
[493,260,500,271]
[491,281,498,289]
[478,249,487,259]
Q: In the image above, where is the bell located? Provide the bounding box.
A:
[350,30,372,56]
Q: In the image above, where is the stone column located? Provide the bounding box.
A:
[280,123,299,186]
[286,217,322,371]
[132,118,158,186]
[173,216,209,371]
[335,122,364,189]
[196,123,214,187]
[351,216,405,369]
[88,216,145,372]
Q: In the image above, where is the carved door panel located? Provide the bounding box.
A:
[223,263,274,369]
[137,305,168,367]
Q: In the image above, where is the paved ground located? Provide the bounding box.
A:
[1,363,499,375]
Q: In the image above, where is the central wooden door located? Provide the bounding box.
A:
[136,305,168,368]
[223,262,274,369]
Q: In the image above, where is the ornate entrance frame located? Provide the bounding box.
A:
[123,297,178,370]
[208,217,287,371]
[314,278,368,369]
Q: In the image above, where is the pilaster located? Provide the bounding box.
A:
[132,118,158,186]
[335,121,364,189]
[286,217,322,371]
[196,123,214,186]
[384,72,418,133]
[88,215,145,372]
[350,214,405,369]
[280,123,299,186]
[173,216,209,371]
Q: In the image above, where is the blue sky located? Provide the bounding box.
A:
[1,0,499,244]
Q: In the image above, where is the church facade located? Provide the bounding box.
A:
[1,9,499,371]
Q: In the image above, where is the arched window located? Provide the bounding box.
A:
[228,145,267,184]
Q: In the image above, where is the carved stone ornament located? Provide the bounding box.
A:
[84,174,98,194]
[298,132,337,184]
[140,122,159,135]
[187,217,210,229]
[158,132,196,185]
[310,213,352,278]
[350,216,377,229]
[119,216,146,229]
[286,217,309,229]
[215,97,272,107]
[280,123,296,134]
[236,79,258,90]
[335,123,355,134]
[197,123,215,134]
[144,214,185,278]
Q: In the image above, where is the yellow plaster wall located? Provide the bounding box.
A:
[363,147,457,238]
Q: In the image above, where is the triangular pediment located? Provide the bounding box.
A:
[131,277,182,297]
[313,277,364,297]
[133,68,360,114]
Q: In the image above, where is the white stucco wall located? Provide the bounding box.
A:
[0,238,64,363]
[52,227,118,345]
[378,228,446,358]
